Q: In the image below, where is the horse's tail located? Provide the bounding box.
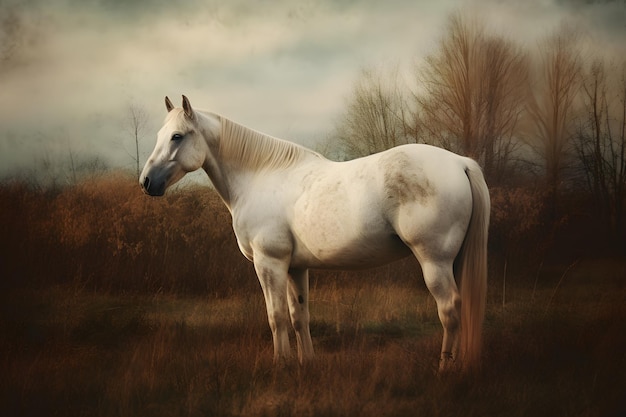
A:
[457,159,490,371]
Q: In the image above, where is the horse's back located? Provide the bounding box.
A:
[286,144,474,269]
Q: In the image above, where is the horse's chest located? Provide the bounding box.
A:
[231,204,292,262]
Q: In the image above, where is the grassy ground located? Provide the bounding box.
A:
[1,258,625,417]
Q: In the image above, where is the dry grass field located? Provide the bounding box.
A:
[1,175,625,416]
[2,262,625,417]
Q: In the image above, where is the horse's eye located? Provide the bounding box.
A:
[171,133,184,141]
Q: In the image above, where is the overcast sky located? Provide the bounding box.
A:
[1,0,625,179]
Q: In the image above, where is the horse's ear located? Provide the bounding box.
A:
[165,96,174,112]
[182,95,194,120]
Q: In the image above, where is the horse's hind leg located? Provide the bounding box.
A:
[287,268,314,363]
[421,260,461,371]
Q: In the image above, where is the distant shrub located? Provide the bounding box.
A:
[0,172,256,295]
[489,186,565,264]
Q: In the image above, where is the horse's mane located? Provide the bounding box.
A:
[216,115,317,171]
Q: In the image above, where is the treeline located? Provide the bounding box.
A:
[0,171,605,295]
[324,12,626,243]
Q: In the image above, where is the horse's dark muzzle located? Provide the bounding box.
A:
[141,176,165,196]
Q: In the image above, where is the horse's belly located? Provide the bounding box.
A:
[290,225,412,269]
[288,162,413,269]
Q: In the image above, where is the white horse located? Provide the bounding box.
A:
[140,96,489,371]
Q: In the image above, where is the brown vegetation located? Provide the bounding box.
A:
[0,173,254,296]
[1,174,625,416]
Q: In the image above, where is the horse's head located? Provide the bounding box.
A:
[140,95,211,196]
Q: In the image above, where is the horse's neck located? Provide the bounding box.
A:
[203,115,320,208]
[195,114,266,209]
[202,157,234,210]
[190,112,235,209]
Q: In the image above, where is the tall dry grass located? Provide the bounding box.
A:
[2,264,625,417]
[1,173,625,416]
[0,173,255,295]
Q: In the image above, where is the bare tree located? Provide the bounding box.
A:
[126,102,148,177]
[575,59,626,240]
[68,145,77,185]
[576,60,610,215]
[415,12,528,183]
[330,67,413,159]
[417,12,482,157]
[527,25,582,211]
[477,37,529,183]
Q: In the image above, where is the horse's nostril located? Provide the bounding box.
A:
[143,176,150,191]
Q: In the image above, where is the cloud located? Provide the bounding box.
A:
[0,0,624,178]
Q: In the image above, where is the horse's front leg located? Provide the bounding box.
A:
[254,255,292,362]
[287,268,314,363]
